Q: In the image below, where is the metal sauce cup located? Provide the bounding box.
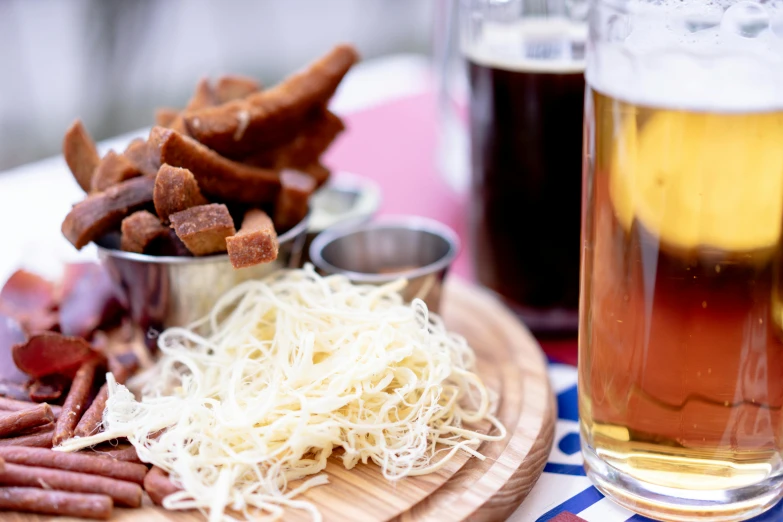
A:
[97,216,308,345]
[308,216,460,312]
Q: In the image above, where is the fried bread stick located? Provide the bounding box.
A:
[62,176,155,249]
[63,120,100,192]
[91,150,141,192]
[120,210,169,253]
[226,209,279,268]
[150,127,280,203]
[274,170,316,232]
[183,44,359,156]
[153,164,208,222]
[169,203,236,256]
[215,74,261,103]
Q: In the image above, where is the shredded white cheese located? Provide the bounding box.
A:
[58,266,506,521]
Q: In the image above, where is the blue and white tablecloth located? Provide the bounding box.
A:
[512,362,783,522]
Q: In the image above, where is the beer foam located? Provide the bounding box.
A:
[462,19,586,73]
[588,0,783,112]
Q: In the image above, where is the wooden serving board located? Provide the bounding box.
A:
[10,279,555,522]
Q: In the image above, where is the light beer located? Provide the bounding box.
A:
[580,85,783,516]
[578,0,783,518]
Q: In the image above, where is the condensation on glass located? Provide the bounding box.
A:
[579,0,783,519]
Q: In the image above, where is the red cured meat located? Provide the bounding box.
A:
[59,264,124,339]
[12,333,95,379]
[0,271,55,316]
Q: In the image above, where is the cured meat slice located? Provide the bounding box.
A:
[59,263,123,339]
[12,333,95,379]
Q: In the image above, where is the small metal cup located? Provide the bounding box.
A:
[309,216,460,312]
[96,216,309,345]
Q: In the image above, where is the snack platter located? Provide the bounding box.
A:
[0,43,555,521]
[8,280,554,522]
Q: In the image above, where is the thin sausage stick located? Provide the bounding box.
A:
[53,358,100,446]
[0,397,62,417]
[75,357,137,438]
[0,428,54,448]
[73,385,109,438]
[0,446,147,484]
[0,461,142,507]
[144,466,181,506]
[88,444,143,464]
[10,422,54,437]
[0,486,112,520]
[0,404,54,437]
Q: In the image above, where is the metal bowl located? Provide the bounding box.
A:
[307,173,381,234]
[309,216,460,312]
[96,215,309,344]
[302,172,382,263]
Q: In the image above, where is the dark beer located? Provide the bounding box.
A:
[465,21,585,333]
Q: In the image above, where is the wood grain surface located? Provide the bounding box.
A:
[4,278,555,522]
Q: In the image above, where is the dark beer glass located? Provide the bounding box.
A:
[460,0,587,334]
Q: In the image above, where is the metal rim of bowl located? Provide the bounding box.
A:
[96,213,310,265]
[308,215,461,284]
[307,173,382,233]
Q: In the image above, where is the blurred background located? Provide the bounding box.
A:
[0,0,435,171]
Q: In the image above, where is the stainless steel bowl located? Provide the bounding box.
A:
[302,172,382,263]
[96,216,309,345]
[309,216,460,312]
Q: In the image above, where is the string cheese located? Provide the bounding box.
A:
[57,266,506,521]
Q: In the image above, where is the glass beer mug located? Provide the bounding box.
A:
[579,0,783,519]
[459,0,588,335]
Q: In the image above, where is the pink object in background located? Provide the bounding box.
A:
[325,91,579,365]
[324,91,472,280]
